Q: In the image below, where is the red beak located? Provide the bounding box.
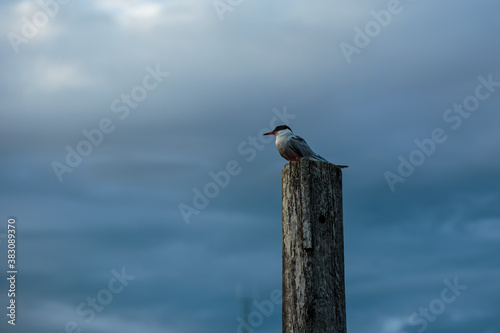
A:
[263,132,275,136]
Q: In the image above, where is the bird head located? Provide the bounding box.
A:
[263,125,292,136]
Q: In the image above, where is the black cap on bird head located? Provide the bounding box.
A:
[263,125,292,136]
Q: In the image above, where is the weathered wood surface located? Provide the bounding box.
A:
[282,159,346,333]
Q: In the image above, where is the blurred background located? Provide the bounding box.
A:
[1,1,499,332]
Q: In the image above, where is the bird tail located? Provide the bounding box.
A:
[334,164,348,169]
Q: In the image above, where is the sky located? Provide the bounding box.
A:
[1,0,500,332]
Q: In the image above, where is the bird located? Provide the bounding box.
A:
[263,125,348,168]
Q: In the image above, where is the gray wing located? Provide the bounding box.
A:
[290,135,328,162]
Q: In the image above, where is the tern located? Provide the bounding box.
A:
[264,125,348,168]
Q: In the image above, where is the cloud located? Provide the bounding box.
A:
[1,1,500,333]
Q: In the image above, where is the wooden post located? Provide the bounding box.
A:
[282,159,346,333]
